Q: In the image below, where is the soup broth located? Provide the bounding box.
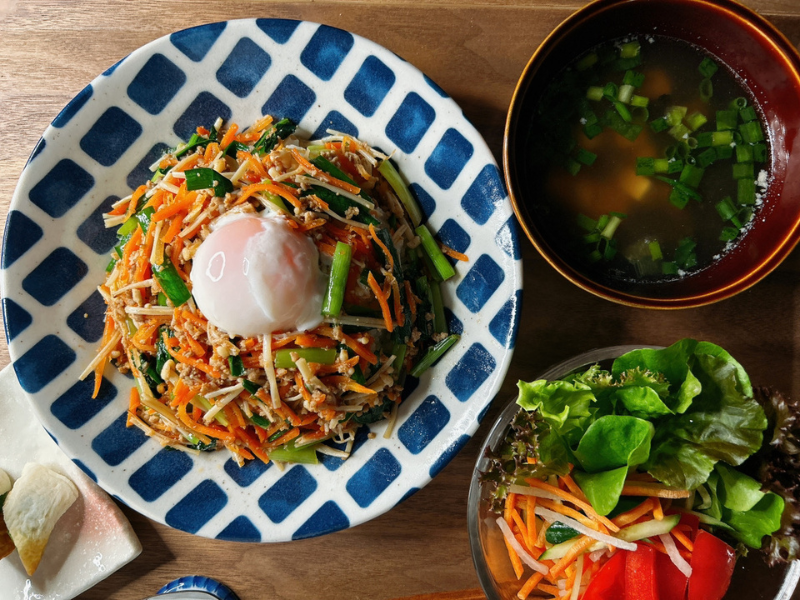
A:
[527,36,770,285]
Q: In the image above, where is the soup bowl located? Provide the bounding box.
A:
[504,0,800,308]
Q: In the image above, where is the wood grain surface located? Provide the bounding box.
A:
[2,1,800,599]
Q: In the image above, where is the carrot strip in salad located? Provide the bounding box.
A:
[367,271,394,332]
[505,535,525,580]
[440,243,469,262]
[525,478,620,532]
[369,224,394,271]
[612,497,657,527]
[672,527,695,552]
[290,148,362,195]
[127,387,141,427]
[161,214,184,245]
[162,331,221,378]
[219,123,238,149]
[234,427,271,464]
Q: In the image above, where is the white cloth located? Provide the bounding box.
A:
[0,364,142,599]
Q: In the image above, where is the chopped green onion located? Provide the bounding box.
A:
[614,101,632,122]
[157,292,168,306]
[191,396,229,427]
[604,110,642,141]
[577,214,597,232]
[716,110,738,131]
[269,439,319,465]
[632,107,650,123]
[649,240,663,261]
[669,188,690,209]
[602,82,619,100]
[753,143,767,163]
[716,197,737,221]
[653,158,671,173]
[613,56,643,71]
[379,160,423,227]
[430,280,448,334]
[740,106,757,122]
[636,157,655,176]
[650,117,670,133]
[618,84,635,104]
[184,168,233,197]
[586,86,605,101]
[695,132,713,148]
[564,157,581,176]
[603,239,617,261]
[735,144,754,163]
[274,348,337,369]
[312,156,372,203]
[619,40,641,58]
[228,355,245,377]
[630,95,649,108]
[720,226,740,242]
[597,215,610,231]
[679,164,705,188]
[583,123,604,139]
[409,334,460,378]
[416,225,456,281]
[583,232,601,244]
[738,178,756,204]
[739,206,754,224]
[686,112,707,131]
[675,238,697,268]
[249,414,271,429]
[106,257,117,273]
[715,145,733,160]
[669,123,690,141]
[711,130,734,146]
[699,78,713,101]
[739,120,764,144]
[686,137,698,149]
[601,214,624,239]
[576,52,599,71]
[662,261,679,275]
[322,242,352,317]
[254,117,297,155]
[730,97,748,110]
[174,132,211,159]
[623,70,646,87]
[664,145,678,159]
[576,148,597,166]
[152,261,192,306]
[699,57,719,78]
[135,206,155,233]
[733,162,754,180]
[696,148,717,168]
[666,106,688,126]
[117,216,138,237]
[587,250,603,263]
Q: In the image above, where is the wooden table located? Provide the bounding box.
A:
[2,1,800,598]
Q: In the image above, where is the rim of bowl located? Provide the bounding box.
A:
[503,0,800,310]
[466,344,800,600]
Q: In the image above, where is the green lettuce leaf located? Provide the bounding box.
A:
[574,467,628,516]
[725,492,785,548]
[615,386,673,418]
[517,380,595,445]
[574,415,653,473]
[716,463,765,512]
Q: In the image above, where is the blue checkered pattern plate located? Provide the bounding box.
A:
[1,19,522,542]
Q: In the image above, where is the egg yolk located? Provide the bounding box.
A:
[190,214,324,337]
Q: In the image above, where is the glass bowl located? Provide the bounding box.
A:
[466,345,800,599]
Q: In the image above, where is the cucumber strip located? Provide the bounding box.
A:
[616,514,680,542]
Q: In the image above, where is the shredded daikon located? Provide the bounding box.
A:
[495,517,549,575]
[660,533,693,578]
[509,484,563,503]
[535,506,637,551]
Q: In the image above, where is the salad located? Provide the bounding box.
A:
[480,339,799,599]
[82,115,462,466]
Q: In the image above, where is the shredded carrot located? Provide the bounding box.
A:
[440,243,469,262]
[234,427,271,464]
[162,331,221,378]
[613,497,657,527]
[369,224,394,271]
[161,214,184,245]
[220,124,239,149]
[404,279,417,317]
[511,509,529,546]
[517,572,545,600]
[538,498,599,531]
[560,474,589,503]
[367,271,394,332]
[322,375,376,395]
[177,401,236,442]
[672,528,694,552]
[504,536,525,580]
[550,535,596,579]
[234,181,303,210]
[204,142,220,162]
[290,148,362,195]
[525,478,620,532]
[526,496,538,549]
[124,185,147,221]
[153,189,198,222]
[126,387,141,427]
[653,498,664,521]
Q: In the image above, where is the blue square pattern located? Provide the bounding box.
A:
[496,215,521,260]
[256,19,299,44]
[2,210,43,268]
[319,425,370,472]
[386,92,436,153]
[259,465,317,523]
[216,38,271,98]
[292,500,350,540]
[174,92,232,141]
[165,479,228,535]
[67,290,106,343]
[424,74,449,98]
[128,143,170,190]
[489,289,522,350]
[425,129,474,190]
[28,159,94,218]
[445,307,463,336]
[224,456,271,487]
[445,343,497,403]
[92,412,147,466]
[300,25,354,81]
[129,448,194,502]
[50,376,117,430]
[461,164,507,225]
[409,183,435,223]
[103,57,125,77]
[27,138,46,164]
[456,254,505,313]
[312,110,358,141]
[170,22,226,62]
[77,195,119,255]
[261,75,316,125]
[344,56,396,117]
[217,515,261,542]
[398,487,420,505]
[127,54,187,115]
[73,459,97,482]
[430,434,470,478]
[2,298,32,342]
[398,395,450,455]
[14,335,76,394]
[52,84,93,128]
[80,107,143,167]
[22,247,88,307]
[437,219,471,264]
[346,448,402,508]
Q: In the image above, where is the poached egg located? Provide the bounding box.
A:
[190,213,325,337]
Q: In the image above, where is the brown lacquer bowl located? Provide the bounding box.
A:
[504,0,800,308]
